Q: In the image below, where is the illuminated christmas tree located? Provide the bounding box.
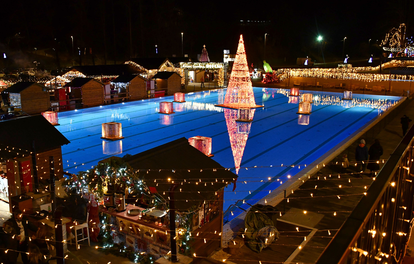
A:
[224,108,255,175]
[199,45,210,62]
[217,35,262,109]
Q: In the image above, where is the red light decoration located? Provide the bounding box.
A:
[173,92,186,102]
[298,114,310,125]
[224,108,255,174]
[217,35,262,109]
[297,102,312,115]
[290,87,300,96]
[188,136,213,157]
[101,122,124,140]
[41,111,59,126]
[159,102,174,114]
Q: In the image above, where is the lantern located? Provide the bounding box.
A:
[188,136,213,157]
[298,114,310,125]
[173,92,186,102]
[159,102,174,114]
[288,96,299,104]
[102,140,123,155]
[297,102,311,114]
[301,93,313,103]
[236,108,254,122]
[290,87,299,96]
[343,91,353,100]
[101,122,124,140]
[42,111,59,125]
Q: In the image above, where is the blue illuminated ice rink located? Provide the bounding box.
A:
[56,88,401,221]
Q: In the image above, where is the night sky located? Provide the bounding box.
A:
[0,0,413,70]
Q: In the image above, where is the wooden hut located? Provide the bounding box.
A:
[64,78,104,108]
[0,115,70,210]
[120,137,237,259]
[3,82,50,114]
[152,72,182,96]
[111,74,147,101]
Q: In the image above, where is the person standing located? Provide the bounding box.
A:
[367,139,383,174]
[355,139,369,173]
[400,114,412,136]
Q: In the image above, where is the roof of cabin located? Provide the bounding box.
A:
[112,74,146,83]
[3,82,45,94]
[152,71,179,80]
[64,78,98,87]
[123,137,237,211]
[68,64,141,76]
[0,115,70,157]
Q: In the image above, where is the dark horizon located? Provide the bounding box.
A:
[0,0,413,70]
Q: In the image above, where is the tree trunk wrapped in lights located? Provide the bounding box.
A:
[217,35,262,109]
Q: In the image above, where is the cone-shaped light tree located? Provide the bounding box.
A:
[217,35,262,109]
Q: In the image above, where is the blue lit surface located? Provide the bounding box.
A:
[57,88,401,221]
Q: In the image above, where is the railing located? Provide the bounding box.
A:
[316,125,414,264]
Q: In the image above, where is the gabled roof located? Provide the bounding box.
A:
[3,82,45,94]
[112,74,146,83]
[64,78,99,88]
[68,64,141,76]
[127,58,169,70]
[0,115,70,156]
[152,71,179,80]
[123,137,237,212]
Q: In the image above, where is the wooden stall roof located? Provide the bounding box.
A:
[3,82,45,94]
[64,77,99,88]
[127,58,170,70]
[152,71,179,80]
[0,115,70,157]
[68,64,141,76]
[111,74,147,83]
[123,137,237,212]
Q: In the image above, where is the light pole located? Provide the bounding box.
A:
[181,32,184,57]
[317,35,325,64]
[71,36,74,66]
[342,37,347,59]
[264,33,268,60]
